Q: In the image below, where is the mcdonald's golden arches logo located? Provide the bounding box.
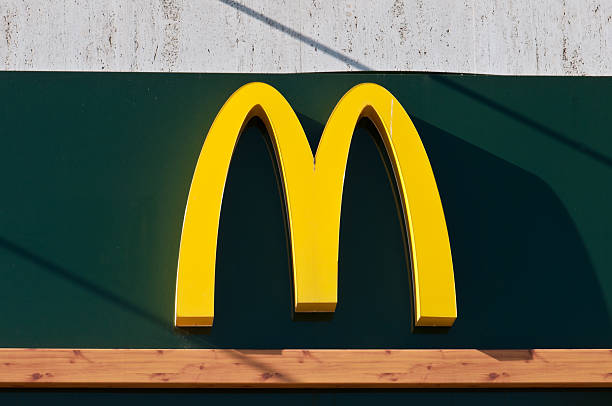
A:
[174,82,457,328]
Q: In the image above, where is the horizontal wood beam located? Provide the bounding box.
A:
[1,348,612,388]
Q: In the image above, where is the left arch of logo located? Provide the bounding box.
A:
[175,82,456,328]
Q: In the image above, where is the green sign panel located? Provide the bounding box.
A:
[1,72,611,402]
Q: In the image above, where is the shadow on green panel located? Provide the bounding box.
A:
[180,107,611,348]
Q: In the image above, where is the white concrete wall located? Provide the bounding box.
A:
[0,0,610,75]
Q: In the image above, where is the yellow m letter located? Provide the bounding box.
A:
[175,82,456,327]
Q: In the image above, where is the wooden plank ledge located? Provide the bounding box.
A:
[1,348,612,388]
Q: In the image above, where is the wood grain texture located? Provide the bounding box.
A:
[2,349,612,388]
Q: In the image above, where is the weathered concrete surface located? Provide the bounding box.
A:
[0,0,610,74]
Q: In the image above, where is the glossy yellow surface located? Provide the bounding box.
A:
[175,82,456,327]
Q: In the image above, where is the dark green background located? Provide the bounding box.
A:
[1,72,611,402]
